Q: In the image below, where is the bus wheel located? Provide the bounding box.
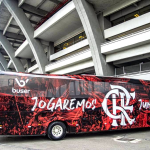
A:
[47,121,66,140]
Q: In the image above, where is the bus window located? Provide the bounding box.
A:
[94,81,105,94]
[47,83,55,98]
[61,84,67,96]
[56,87,60,97]
[47,89,53,97]
[75,81,80,96]
[88,81,93,93]
[8,79,14,87]
[79,81,84,95]
[75,80,94,98]
[79,80,88,97]
[69,82,75,96]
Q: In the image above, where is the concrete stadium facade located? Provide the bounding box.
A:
[0,0,150,80]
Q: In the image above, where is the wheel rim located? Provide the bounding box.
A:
[52,125,63,138]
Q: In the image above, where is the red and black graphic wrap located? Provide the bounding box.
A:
[0,71,149,136]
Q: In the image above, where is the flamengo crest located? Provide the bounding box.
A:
[102,85,135,126]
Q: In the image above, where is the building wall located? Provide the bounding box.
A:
[1,0,150,80]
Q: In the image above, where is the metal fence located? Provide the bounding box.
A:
[115,62,150,75]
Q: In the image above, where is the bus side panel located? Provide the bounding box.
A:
[97,77,150,132]
[32,75,150,133]
[0,72,150,136]
[0,74,47,135]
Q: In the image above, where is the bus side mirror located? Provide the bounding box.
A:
[8,79,14,87]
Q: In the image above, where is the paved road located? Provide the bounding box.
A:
[0,128,150,150]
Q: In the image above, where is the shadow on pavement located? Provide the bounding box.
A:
[66,127,150,139]
[0,135,48,143]
[0,127,149,143]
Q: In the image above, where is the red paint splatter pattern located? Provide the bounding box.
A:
[0,71,149,135]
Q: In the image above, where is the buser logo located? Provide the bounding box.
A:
[15,78,29,87]
[12,78,30,94]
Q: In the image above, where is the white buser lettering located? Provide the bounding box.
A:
[12,87,30,94]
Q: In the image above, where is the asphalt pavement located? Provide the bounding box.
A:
[0,128,150,150]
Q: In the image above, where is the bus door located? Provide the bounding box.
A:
[0,75,25,135]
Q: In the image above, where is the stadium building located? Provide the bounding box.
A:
[0,0,150,79]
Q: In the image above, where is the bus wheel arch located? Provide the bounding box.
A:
[47,121,67,140]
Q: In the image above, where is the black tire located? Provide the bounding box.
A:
[47,121,66,140]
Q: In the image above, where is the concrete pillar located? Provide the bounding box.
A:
[104,17,112,30]
[0,52,10,71]
[47,42,54,61]
[97,13,105,40]
[3,0,48,74]
[26,59,31,69]
[0,63,4,71]
[73,0,114,76]
[0,32,24,72]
